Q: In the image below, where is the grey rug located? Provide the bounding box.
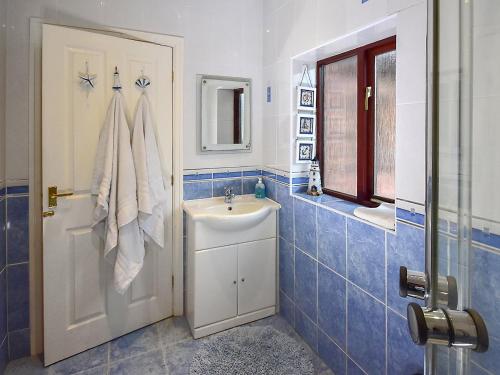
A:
[189,326,314,375]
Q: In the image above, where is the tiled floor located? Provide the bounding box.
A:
[5,315,333,375]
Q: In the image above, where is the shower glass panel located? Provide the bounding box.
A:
[431,0,500,373]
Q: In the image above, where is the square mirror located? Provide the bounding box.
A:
[199,75,252,152]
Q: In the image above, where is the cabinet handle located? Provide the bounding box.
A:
[241,278,245,282]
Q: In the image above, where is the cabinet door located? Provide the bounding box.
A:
[194,246,238,327]
[238,239,276,315]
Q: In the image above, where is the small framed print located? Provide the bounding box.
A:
[296,140,316,163]
[296,86,316,111]
[296,113,315,138]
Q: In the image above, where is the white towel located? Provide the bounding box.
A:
[91,92,145,294]
[132,94,167,248]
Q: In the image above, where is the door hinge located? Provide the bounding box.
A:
[172,71,174,82]
[172,275,174,288]
[171,175,174,186]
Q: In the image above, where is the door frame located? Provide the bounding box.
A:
[28,18,184,355]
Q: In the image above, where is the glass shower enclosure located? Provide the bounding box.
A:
[403,0,499,374]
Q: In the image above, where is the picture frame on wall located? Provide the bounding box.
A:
[295,140,316,163]
[296,86,316,111]
[296,113,315,138]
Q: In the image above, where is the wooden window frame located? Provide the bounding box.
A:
[316,36,396,207]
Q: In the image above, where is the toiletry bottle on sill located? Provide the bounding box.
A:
[255,177,266,198]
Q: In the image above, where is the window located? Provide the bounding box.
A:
[316,36,396,206]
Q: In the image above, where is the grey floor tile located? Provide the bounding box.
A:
[156,316,192,347]
[4,356,50,375]
[163,340,200,375]
[74,365,108,375]
[51,343,109,375]
[109,349,165,375]
[110,324,160,362]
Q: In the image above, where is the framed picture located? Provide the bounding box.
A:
[295,140,316,163]
[296,86,316,111]
[296,113,315,138]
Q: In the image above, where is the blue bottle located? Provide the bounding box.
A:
[255,177,266,198]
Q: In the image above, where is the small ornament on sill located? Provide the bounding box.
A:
[307,157,323,196]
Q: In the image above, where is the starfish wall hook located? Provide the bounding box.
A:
[79,61,97,90]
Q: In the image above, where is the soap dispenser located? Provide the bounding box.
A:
[255,177,266,198]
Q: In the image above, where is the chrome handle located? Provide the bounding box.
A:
[364,86,372,111]
[399,266,458,309]
[407,303,489,352]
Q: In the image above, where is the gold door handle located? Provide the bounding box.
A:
[365,86,372,111]
[42,210,55,218]
[48,186,74,208]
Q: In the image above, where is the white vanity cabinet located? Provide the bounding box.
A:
[183,195,280,339]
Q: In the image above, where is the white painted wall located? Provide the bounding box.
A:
[4,0,263,182]
[262,0,427,205]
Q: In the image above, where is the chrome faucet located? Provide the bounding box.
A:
[224,186,235,204]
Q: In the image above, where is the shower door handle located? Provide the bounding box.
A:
[406,303,489,353]
[399,266,458,309]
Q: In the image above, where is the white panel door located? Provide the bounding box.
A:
[237,239,276,315]
[42,24,173,365]
[193,246,238,328]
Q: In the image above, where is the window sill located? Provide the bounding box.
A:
[292,191,395,231]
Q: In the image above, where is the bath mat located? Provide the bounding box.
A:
[189,326,314,375]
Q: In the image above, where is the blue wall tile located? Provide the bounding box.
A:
[318,265,346,349]
[387,309,424,374]
[279,237,294,299]
[294,199,317,258]
[6,196,29,264]
[347,285,386,374]
[279,291,295,327]
[317,207,346,276]
[387,222,425,315]
[472,228,500,250]
[295,307,318,352]
[263,178,277,201]
[276,184,293,242]
[8,328,30,360]
[213,178,242,197]
[295,249,317,322]
[6,186,29,195]
[183,181,212,200]
[242,178,258,195]
[471,336,499,374]
[243,170,261,177]
[347,219,385,301]
[0,199,5,271]
[213,171,242,179]
[396,207,425,226]
[318,330,346,375]
[0,270,6,342]
[471,246,500,359]
[0,336,7,374]
[347,358,366,375]
[7,263,29,331]
[183,173,212,181]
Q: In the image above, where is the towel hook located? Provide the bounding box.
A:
[78,60,97,90]
[135,68,151,90]
[112,66,122,91]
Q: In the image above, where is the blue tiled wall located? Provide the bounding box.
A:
[4,186,30,362]
[266,177,425,374]
[0,191,7,373]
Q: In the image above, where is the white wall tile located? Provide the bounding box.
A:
[396,2,426,105]
[395,102,426,204]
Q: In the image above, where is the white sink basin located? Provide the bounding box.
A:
[183,195,281,231]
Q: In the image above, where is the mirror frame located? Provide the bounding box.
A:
[198,75,252,153]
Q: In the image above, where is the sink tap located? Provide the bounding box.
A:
[224,186,235,204]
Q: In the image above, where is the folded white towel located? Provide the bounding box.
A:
[132,94,167,248]
[91,92,145,294]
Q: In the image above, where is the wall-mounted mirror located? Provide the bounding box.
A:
[199,75,251,152]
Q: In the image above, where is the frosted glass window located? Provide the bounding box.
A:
[322,56,358,196]
[374,50,396,199]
